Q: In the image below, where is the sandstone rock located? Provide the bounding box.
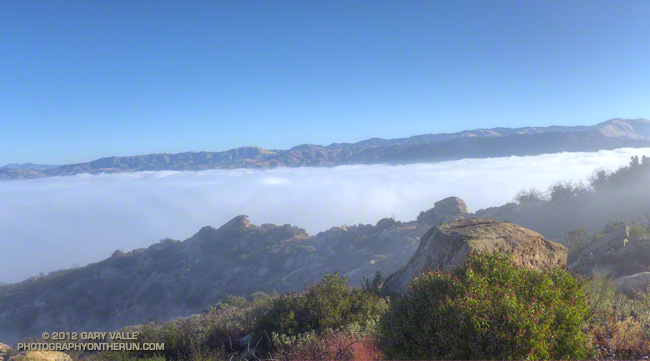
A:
[8,351,72,361]
[616,272,650,295]
[384,218,568,294]
[434,196,468,217]
[416,196,468,225]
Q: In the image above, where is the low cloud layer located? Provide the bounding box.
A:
[2,147,650,283]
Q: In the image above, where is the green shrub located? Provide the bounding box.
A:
[514,188,547,204]
[102,296,273,361]
[221,294,250,309]
[379,252,591,360]
[360,271,385,296]
[253,273,388,342]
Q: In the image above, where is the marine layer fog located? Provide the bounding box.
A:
[2,147,650,283]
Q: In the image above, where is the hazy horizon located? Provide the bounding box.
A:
[2,147,649,284]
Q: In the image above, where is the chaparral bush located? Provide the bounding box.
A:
[585,275,650,360]
[270,327,383,361]
[379,251,591,360]
[253,273,388,344]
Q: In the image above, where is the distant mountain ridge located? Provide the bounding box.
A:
[0,163,59,171]
[2,118,649,181]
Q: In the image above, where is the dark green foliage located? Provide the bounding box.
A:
[548,180,588,204]
[514,188,546,204]
[253,273,388,341]
[221,295,249,309]
[604,155,650,188]
[379,252,591,360]
[360,271,385,296]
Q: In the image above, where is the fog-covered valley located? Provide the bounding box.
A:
[2,147,650,283]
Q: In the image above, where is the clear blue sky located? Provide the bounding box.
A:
[1,0,649,165]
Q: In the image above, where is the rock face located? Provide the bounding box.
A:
[616,272,650,295]
[384,218,568,294]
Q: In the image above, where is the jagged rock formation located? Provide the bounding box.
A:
[3,119,650,181]
[383,219,568,294]
[0,197,469,344]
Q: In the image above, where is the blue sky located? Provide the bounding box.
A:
[1,0,649,165]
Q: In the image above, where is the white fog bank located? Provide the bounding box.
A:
[2,147,650,283]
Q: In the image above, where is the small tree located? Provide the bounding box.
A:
[548,181,587,204]
[514,188,546,205]
[379,252,591,360]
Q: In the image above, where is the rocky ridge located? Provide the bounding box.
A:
[0,198,469,344]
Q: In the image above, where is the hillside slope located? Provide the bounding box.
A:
[0,198,469,344]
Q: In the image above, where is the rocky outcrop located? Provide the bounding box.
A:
[616,272,650,295]
[0,199,450,344]
[572,226,629,264]
[434,196,468,216]
[384,218,568,294]
[416,196,469,225]
[568,225,650,278]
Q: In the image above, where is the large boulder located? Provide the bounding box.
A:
[433,196,468,216]
[416,196,469,225]
[384,218,568,294]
